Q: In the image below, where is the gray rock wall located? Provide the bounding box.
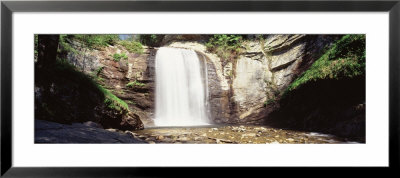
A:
[168,35,339,124]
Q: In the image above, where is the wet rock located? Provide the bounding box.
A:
[242,133,256,137]
[156,135,164,140]
[286,138,295,142]
[232,126,246,132]
[194,137,203,141]
[178,137,189,141]
[83,121,103,128]
[106,128,118,132]
[35,120,145,143]
[124,131,137,137]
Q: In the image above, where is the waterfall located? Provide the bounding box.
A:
[155,47,210,126]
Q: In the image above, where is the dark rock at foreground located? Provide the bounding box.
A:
[35,119,145,143]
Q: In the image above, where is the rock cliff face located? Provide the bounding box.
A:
[65,42,156,127]
[167,35,339,124]
[63,35,341,127]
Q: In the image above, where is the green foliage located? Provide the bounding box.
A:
[95,66,104,76]
[205,35,243,61]
[264,98,276,107]
[110,53,128,62]
[97,85,129,112]
[96,77,105,82]
[126,80,145,88]
[73,34,119,49]
[103,98,121,111]
[119,40,143,54]
[255,34,264,40]
[139,34,163,46]
[92,66,105,82]
[34,35,38,60]
[127,100,136,105]
[287,34,366,92]
[58,35,80,55]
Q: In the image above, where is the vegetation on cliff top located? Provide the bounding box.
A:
[57,34,144,55]
[205,35,243,62]
[287,34,365,92]
[72,34,120,49]
[118,40,143,54]
[140,34,165,47]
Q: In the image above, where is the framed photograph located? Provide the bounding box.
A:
[1,0,399,176]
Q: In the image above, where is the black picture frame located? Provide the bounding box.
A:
[1,0,399,177]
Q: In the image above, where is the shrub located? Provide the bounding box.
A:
[97,85,129,112]
[126,80,145,88]
[205,35,243,62]
[119,40,143,54]
[110,53,128,62]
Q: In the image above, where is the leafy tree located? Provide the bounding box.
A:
[139,35,164,47]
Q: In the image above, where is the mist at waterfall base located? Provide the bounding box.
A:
[154,47,210,127]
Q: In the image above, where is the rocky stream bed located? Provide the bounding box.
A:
[34,120,361,144]
[129,125,361,144]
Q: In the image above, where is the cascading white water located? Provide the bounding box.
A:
[154,47,210,126]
